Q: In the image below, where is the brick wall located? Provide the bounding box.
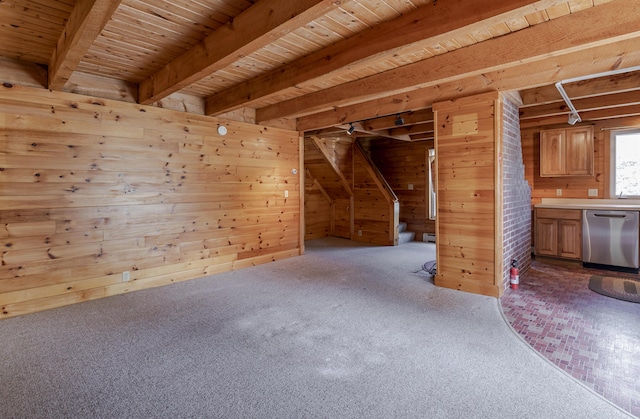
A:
[502,96,532,289]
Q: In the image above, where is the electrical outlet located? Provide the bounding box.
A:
[284,190,289,198]
[588,189,598,197]
[556,189,563,196]
[358,230,362,236]
[408,183,414,190]
[122,271,130,282]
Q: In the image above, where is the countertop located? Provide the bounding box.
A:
[535,198,640,211]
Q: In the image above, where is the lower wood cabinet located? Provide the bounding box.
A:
[534,208,582,260]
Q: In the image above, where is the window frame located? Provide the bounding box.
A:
[609,128,640,199]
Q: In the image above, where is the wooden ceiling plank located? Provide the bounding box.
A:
[48,0,124,90]
[205,0,565,116]
[296,36,640,131]
[2,0,73,23]
[0,11,68,38]
[110,5,205,44]
[260,0,640,122]
[137,0,343,105]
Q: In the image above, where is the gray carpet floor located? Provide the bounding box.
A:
[0,237,632,418]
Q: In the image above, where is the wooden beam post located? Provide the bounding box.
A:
[48,0,123,90]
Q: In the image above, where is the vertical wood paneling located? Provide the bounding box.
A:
[364,138,435,236]
[433,92,501,297]
[352,151,394,246]
[304,175,331,240]
[303,137,397,245]
[303,137,352,240]
[0,85,301,319]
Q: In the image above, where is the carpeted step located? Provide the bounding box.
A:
[398,230,415,244]
[398,222,408,233]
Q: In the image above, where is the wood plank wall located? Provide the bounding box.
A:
[522,123,606,205]
[363,138,435,237]
[303,137,397,245]
[303,138,351,239]
[316,138,353,240]
[433,92,502,297]
[352,149,396,246]
[0,85,302,319]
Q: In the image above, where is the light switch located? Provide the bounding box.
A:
[284,190,289,198]
[408,184,414,190]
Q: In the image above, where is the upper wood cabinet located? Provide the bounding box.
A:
[540,126,594,177]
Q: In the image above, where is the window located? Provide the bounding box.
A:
[610,130,640,198]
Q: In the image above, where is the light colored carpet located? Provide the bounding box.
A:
[0,238,632,418]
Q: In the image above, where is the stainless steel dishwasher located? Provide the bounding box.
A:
[582,210,640,272]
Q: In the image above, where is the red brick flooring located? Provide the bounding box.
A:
[500,259,640,417]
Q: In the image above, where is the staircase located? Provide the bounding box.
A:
[398,222,416,244]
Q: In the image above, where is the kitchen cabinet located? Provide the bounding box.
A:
[534,208,582,260]
[540,126,594,177]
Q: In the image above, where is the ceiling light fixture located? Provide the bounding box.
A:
[554,65,640,126]
[347,123,355,135]
[567,112,581,126]
[394,115,405,126]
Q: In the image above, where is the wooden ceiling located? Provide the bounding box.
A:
[1,0,640,139]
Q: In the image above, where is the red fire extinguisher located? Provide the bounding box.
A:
[510,259,519,290]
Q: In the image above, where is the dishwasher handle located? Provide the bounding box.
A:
[592,213,627,218]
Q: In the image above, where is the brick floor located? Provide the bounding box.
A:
[500,260,640,417]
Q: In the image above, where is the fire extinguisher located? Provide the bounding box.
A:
[510,259,519,290]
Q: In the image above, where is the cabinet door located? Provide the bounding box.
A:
[540,129,565,177]
[558,219,582,260]
[566,127,594,175]
[535,218,558,256]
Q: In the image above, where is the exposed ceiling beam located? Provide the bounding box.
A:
[409,133,435,142]
[48,0,123,90]
[363,109,434,131]
[204,0,564,116]
[337,123,412,142]
[138,0,342,105]
[295,36,640,132]
[258,0,640,122]
[519,89,640,120]
[389,122,435,137]
[520,71,640,105]
[519,103,640,128]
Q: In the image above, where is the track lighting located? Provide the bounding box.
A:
[347,123,355,135]
[394,115,405,126]
[567,111,581,125]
